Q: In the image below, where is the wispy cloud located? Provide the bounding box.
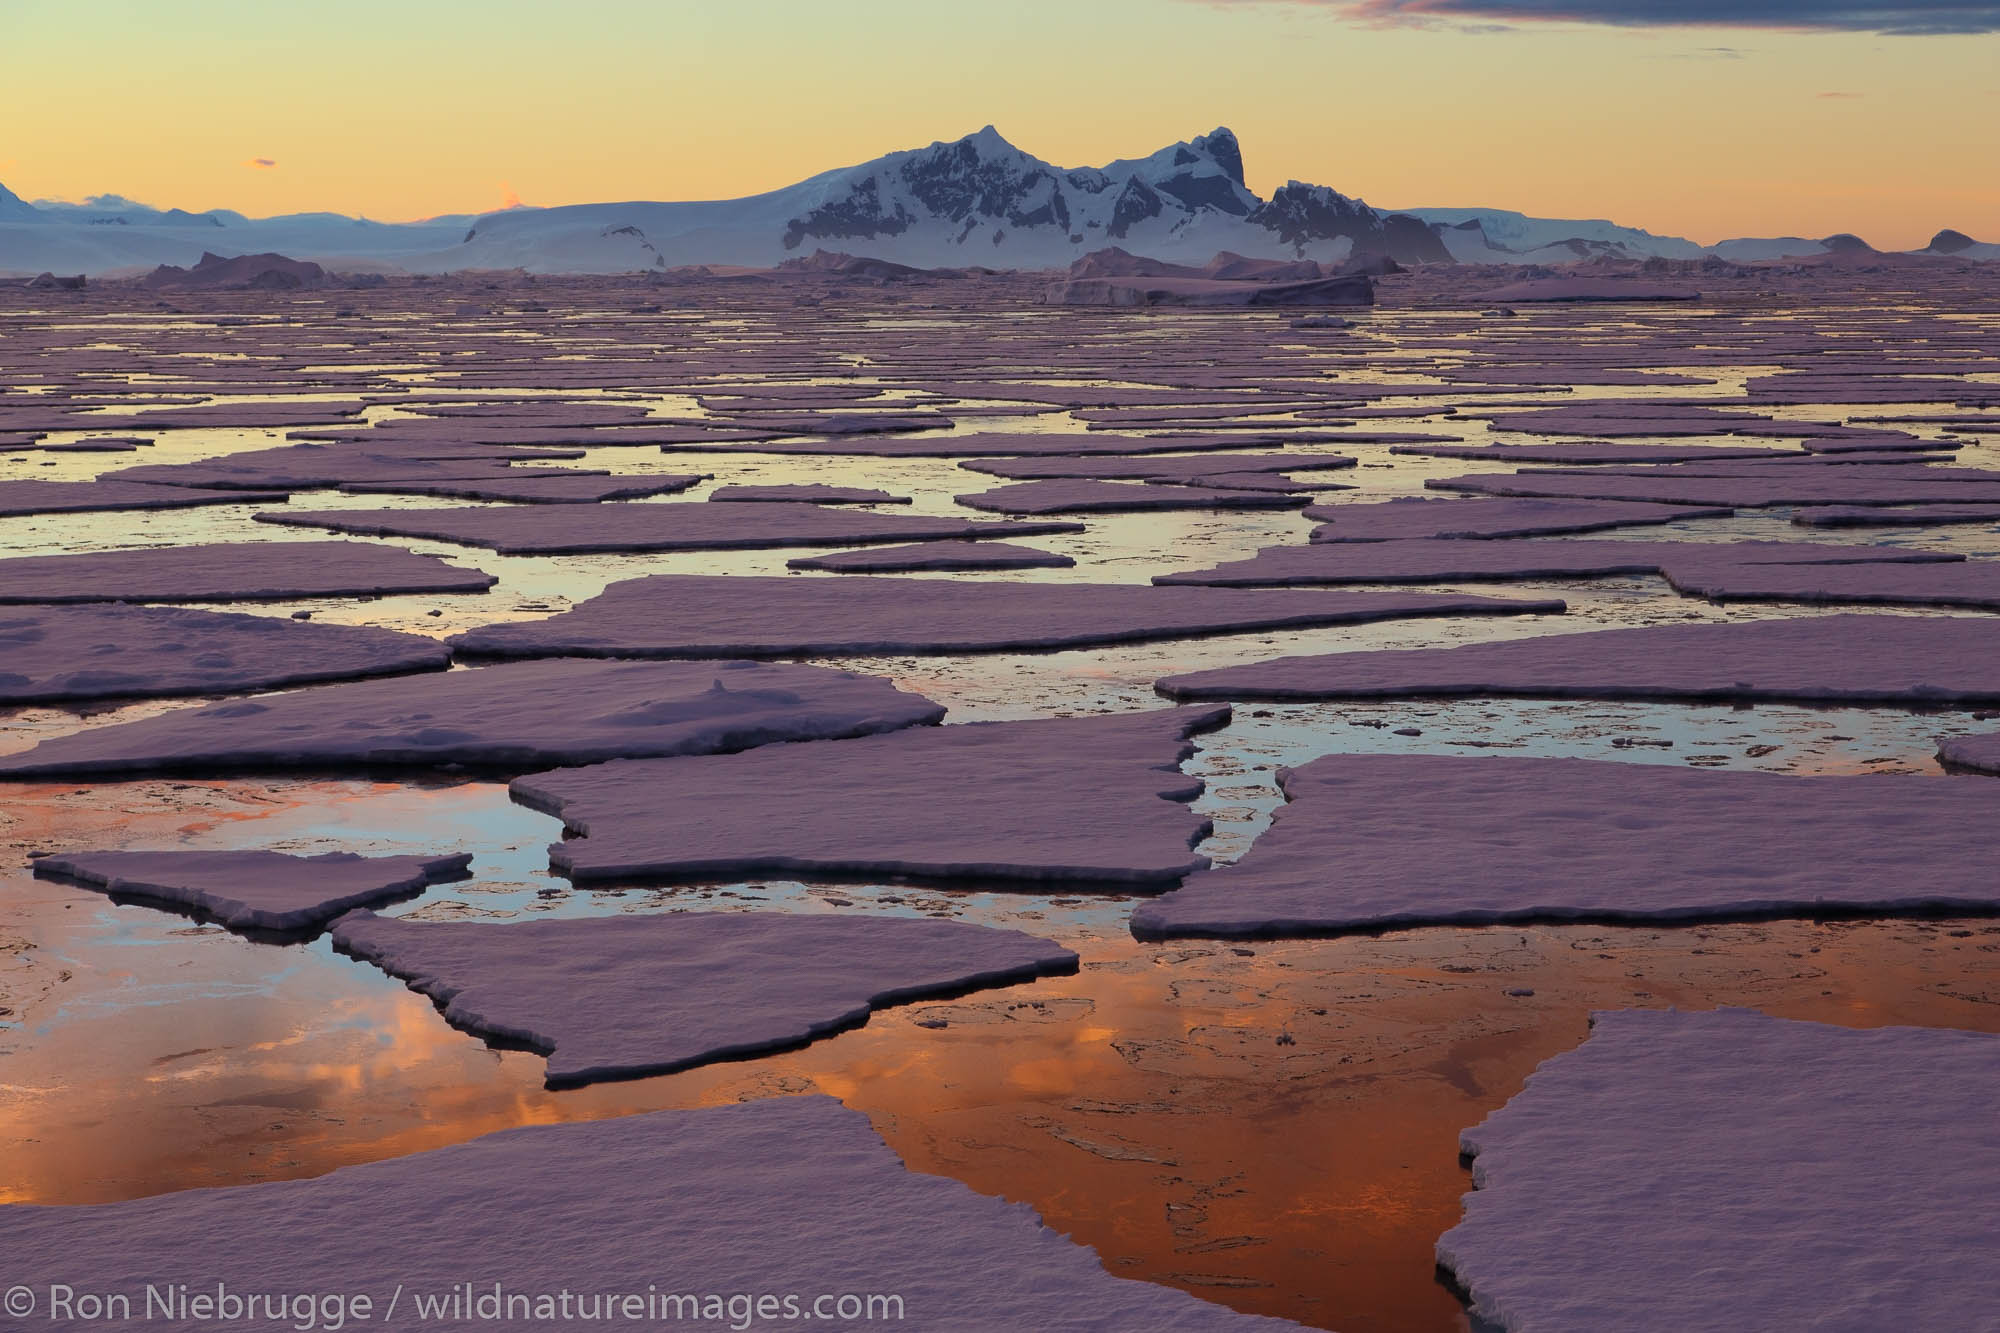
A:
[1818,89,1866,97]
[499,183,524,210]
[243,157,278,169]
[1211,1,2000,35]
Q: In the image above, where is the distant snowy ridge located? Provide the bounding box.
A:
[1403,207,1709,264]
[3,128,1996,277]
[0,127,1447,276]
[1402,206,2000,267]
[433,126,1453,273]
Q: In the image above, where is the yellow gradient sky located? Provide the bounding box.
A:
[3,0,1996,248]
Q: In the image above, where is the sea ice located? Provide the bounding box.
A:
[956,479,1310,515]
[0,1096,1299,1328]
[512,706,1229,885]
[0,659,942,778]
[255,501,1076,553]
[332,910,1078,1084]
[1304,497,1728,541]
[449,574,1565,659]
[0,480,288,517]
[34,849,472,934]
[337,474,704,503]
[0,541,496,604]
[1132,754,2000,936]
[787,541,1075,572]
[0,605,448,705]
[1155,538,1951,588]
[1436,1008,2000,1333]
[709,484,911,504]
[1157,613,2000,704]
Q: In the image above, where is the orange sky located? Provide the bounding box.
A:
[2,0,1996,248]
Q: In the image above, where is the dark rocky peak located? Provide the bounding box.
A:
[1189,128,1245,187]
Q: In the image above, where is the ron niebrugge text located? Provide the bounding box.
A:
[9,1283,908,1328]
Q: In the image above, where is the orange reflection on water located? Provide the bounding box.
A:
[6,787,2000,1333]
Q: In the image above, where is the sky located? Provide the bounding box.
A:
[2,0,1996,248]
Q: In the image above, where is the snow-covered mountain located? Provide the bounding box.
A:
[1403,207,1709,263]
[421,126,1454,273]
[0,127,1449,276]
[0,181,44,224]
[1921,228,2000,263]
[31,194,233,228]
[1401,207,2000,267]
[3,128,1995,277]
[0,207,469,277]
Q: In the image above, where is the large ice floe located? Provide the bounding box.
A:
[1303,496,1728,541]
[1937,729,2000,775]
[0,659,943,778]
[1429,468,2000,508]
[449,574,1564,659]
[32,849,471,935]
[787,540,1075,572]
[0,541,496,604]
[1157,613,2000,705]
[0,604,449,704]
[335,473,704,503]
[332,910,1079,1085]
[1130,754,2000,937]
[0,479,287,516]
[512,705,1227,885]
[1437,1008,2000,1333]
[255,500,1077,553]
[954,478,1311,515]
[0,1096,1300,1328]
[1154,538,1954,588]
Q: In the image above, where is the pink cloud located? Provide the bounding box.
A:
[1212,0,2000,35]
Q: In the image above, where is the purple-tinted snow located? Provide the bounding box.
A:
[1156,613,2000,705]
[337,474,704,503]
[0,604,448,705]
[448,574,1565,659]
[659,430,1326,458]
[0,1096,1300,1329]
[34,849,471,934]
[709,484,910,504]
[1795,504,2000,528]
[1385,442,1801,465]
[0,659,942,778]
[956,479,1309,515]
[1131,754,2000,937]
[1937,729,2000,775]
[0,480,288,517]
[1665,557,2000,611]
[1304,497,1727,542]
[511,706,1228,885]
[787,541,1075,572]
[958,452,1357,482]
[255,501,1076,553]
[1471,278,1699,302]
[1428,469,2000,508]
[0,541,496,604]
[1155,539,1953,588]
[333,910,1078,1085]
[1437,1008,2000,1333]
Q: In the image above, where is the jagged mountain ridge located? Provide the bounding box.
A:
[444,125,1453,271]
[4,126,1996,276]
